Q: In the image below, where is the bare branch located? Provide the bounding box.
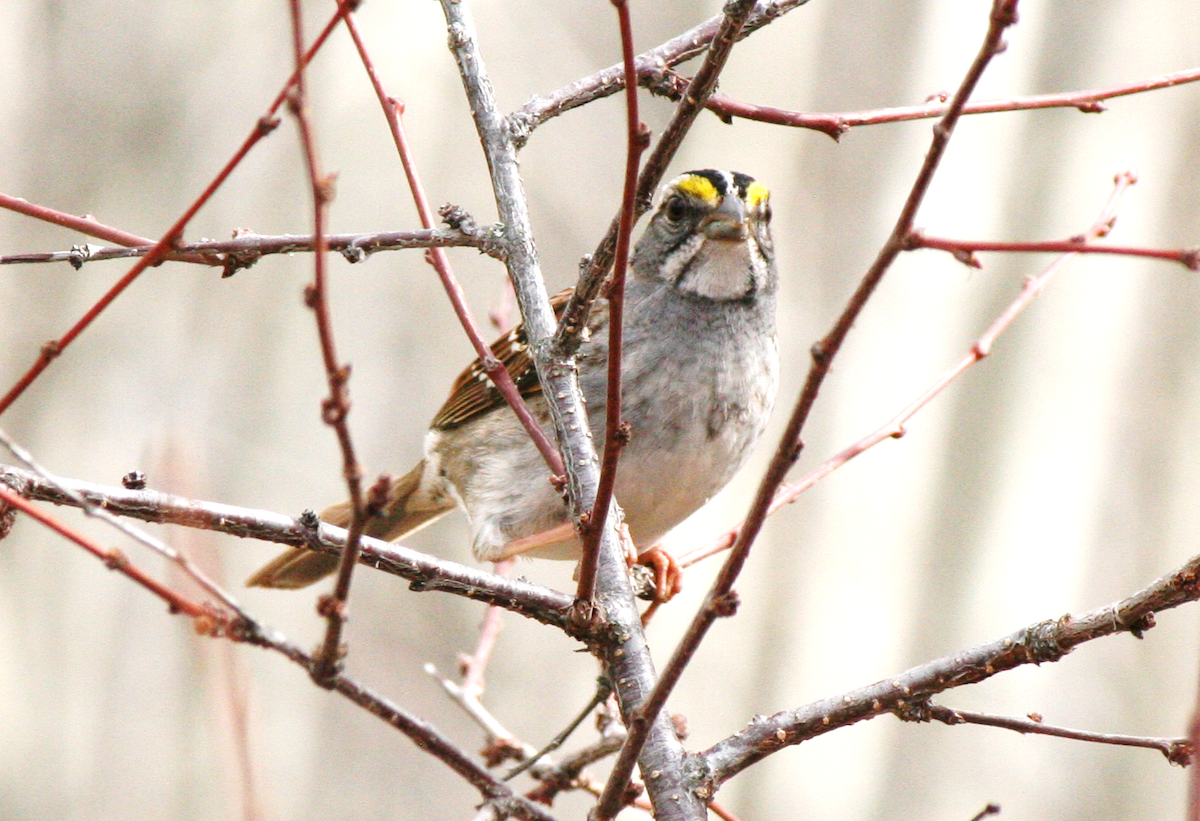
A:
[284,0,365,686]
[576,0,646,604]
[701,64,1200,138]
[0,226,504,270]
[438,2,698,818]
[0,463,576,629]
[505,0,814,145]
[0,192,216,266]
[702,548,1200,786]
[0,430,249,618]
[918,702,1193,765]
[604,0,1023,803]
[907,230,1199,270]
[0,5,350,419]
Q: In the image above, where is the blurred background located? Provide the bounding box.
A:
[2,0,1199,818]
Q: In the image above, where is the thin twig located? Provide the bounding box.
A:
[340,9,563,476]
[920,702,1193,765]
[285,0,365,686]
[701,64,1200,139]
[523,734,626,806]
[908,230,1199,270]
[0,226,504,269]
[505,679,613,781]
[702,548,1200,785]
[425,662,538,758]
[599,0,1023,808]
[0,4,350,419]
[0,430,251,618]
[576,0,646,604]
[678,169,1139,570]
[0,484,216,623]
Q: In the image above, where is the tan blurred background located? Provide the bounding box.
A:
[2,0,1200,818]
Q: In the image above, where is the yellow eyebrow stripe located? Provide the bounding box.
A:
[745,181,770,209]
[674,174,720,204]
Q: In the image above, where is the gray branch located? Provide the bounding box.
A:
[437,2,700,819]
[506,0,813,147]
[0,463,575,630]
[0,226,505,272]
[700,550,1198,788]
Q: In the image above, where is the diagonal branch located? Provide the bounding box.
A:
[701,548,1200,786]
[0,4,351,419]
[599,0,1023,805]
[678,169,1140,571]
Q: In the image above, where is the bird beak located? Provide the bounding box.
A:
[700,194,748,241]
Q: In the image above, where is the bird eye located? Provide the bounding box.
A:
[664,196,688,222]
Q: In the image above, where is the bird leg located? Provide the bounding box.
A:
[495,522,577,560]
[637,544,683,604]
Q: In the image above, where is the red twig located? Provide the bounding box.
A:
[0,193,214,266]
[599,0,1022,807]
[908,230,1199,270]
[0,484,214,623]
[340,8,565,477]
[679,170,1139,570]
[575,0,646,604]
[704,64,1200,139]
[285,0,366,687]
[461,558,516,696]
[0,6,349,420]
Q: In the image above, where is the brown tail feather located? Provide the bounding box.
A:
[246,460,454,589]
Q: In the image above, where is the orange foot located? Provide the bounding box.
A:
[637,544,683,604]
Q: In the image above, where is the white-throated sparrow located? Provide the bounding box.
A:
[248,169,778,593]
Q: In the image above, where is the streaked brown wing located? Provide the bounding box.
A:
[431,288,576,431]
